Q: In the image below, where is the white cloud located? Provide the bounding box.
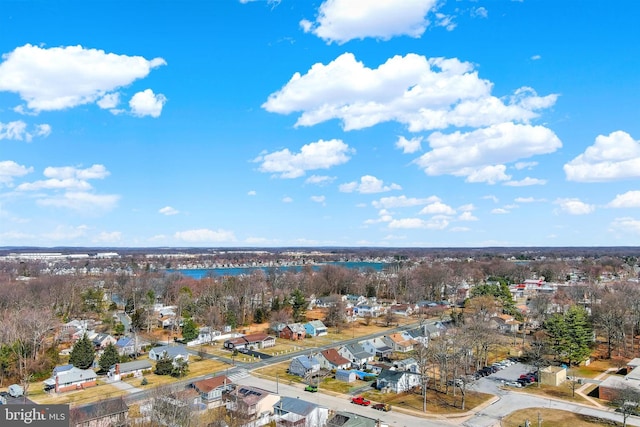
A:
[247,190,257,196]
[310,195,326,204]
[339,175,401,194]
[458,211,478,221]
[395,136,422,153]
[414,122,561,182]
[491,208,509,214]
[364,209,394,224]
[129,89,167,118]
[300,0,439,44]
[465,165,511,184]
[263,53,558,132]
[515,197,544,203]
[419,201,455,215]
[97,93,120,109]
[610,217,640,235]
[0,44,166,113]
[305,175,336,185]
[0,120,51,141]
[607,190,640,208]
[504,177,547,186]
[458,203,475,211]
[472,7,488,18]
[17,164,109,191]
[282,196,293,203]
[531,54,541,60]
[388,217,449,229]
[0,160,33,186]
[372,195,440,209]
[43,225,89,241]
[514,161,538,170]
[555,198,595,215]
[37,192,120,212]
[564,131,640,182]
[434,13,456,31]
[254,139,353,178]
[159,206,179,216]
[174,228,236,243]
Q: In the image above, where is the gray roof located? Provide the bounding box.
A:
[151,344,188,358]
[118,360,152,372]
[343,343,370,360]
[308,320,327,329]
[57,367,97,383]
[292,355,319,370]
[274,396,319,416]
[327,411,378,427]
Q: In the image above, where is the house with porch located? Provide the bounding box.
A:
[44,366,98,393]
[361,337,394,360]
[225,385,280,420]
[191,375,233,406]
[317,348,351,371]
[304,320,328,337]
[273,396,329,427]
[288,355,320,378]
[148,344,189,364]
[338,343,374,368]
[223,332,276,350]
[279,323,306,340]
[376,369,422,393]
[384,333,416,353]
[109,360,152,381]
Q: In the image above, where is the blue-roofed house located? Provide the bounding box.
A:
[304,320,328,337]
[273,396,329,427]
[115,336,136,356]
[289,355,320,378]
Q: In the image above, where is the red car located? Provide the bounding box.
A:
[351,396,371,406]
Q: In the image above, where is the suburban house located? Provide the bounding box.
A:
[376,369,422,393]
[187,326,220,346]
[114,336,137,356]
[317,348,351,371]
[191,375,233,405]
[327,411,379,427]
[490,314,521,333]
[225,385,280,420]
[148,344,190,364]
[109,360,152,381]
[390,303,416,317]
[288,355,321,378]
[44,366,98,393]
[394,357,419,373]
[279,323,307,340]
[354,304,384,318]
[92,333,117,350]
[384,333,416,353]
[273,396,329,427]
[338,343,374,368]
[158,315,176,329]
[59,319,91,342]
[224,333,276,350]
[69,396,128,427]
[304,320,328,337]
[361,337,394,360]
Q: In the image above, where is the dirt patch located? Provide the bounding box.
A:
[501,407,619,427]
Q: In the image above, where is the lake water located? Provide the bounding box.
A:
[166,261,387,279]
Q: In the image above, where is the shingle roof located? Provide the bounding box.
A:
[192,375,232,393]
[275,396,319,416]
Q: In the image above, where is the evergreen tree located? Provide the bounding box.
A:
[171,358,189,378]
[98,342,120,373]
[154,355,173,375]
[290,288,307,322]
[69,334,96,370]
[543,305,592,366]
[181,318,198,342]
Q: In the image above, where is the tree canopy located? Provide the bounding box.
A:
[543,305,592,366]
[69,334,95,370]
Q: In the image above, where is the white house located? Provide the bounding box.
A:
[376,369,422,393]
[149,345,189,364]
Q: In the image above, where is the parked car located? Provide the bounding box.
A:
[372,403,391,412]
[305,385,318,393]
[351,396,371,406]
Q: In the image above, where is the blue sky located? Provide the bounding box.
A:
[1,0,640,248]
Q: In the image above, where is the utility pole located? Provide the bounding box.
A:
[276,373,279,394]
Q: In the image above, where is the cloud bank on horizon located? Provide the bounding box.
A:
[1,0,640,247]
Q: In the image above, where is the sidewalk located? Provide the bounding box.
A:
[574,367,617,408]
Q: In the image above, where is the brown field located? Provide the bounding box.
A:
[29,380,127,406]
[507,382,588,404]
[362,387,494,415]
[501,408,620,427]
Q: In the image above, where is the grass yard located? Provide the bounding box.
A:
[507,382,589,404]
[361,387,494,414]
[29,380,127,406]
[501,408,620,427]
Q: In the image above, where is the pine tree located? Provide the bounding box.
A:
[543,305,592,366]
[181,318,198,342]
[98,342,120,373]
[154,355,173,375]
[69,334,96,370]
[290,288,307,322]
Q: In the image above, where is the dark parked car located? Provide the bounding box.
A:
[372,403,391,412]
